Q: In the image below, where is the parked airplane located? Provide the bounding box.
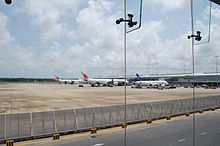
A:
[81,72,128,86]
[133,73,168,88]
[113,78,129,86]
[55,76,83,84]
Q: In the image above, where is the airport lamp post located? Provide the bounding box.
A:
[187,0,214,145]
[116,1,143,146]
[214,56,219,75]
[155,63,158,76]
[187,1,203,146]
[214,56,219,87]
[184,64,186,74]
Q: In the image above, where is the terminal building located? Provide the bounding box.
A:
[128,73,220,87]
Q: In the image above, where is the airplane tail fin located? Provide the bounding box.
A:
[55,75,60,80]
[81,72,89,81]
[136,73,143,81]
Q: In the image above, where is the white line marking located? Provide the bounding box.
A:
[91,143,105,146]
[200,132,207,135]
[178,139,186,142]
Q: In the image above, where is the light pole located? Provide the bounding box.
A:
[214,56,219,87]
[187,1,203,145]
[184,64,186,74]
[187,1,214,145]
[116,1,143,145]
[155,63,158,76]
[214,56,219,75]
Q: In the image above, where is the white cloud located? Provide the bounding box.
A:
[201,6,220,22]
[1,0,220,78]
[125,21,193,75]
[63,0,124,76]
[75,0,120,39]
[21,0,81,42]
[67,30,76,40]
[212,7,220,19]
[0,44,35,76]
[145,0,187,12]
[0,12,14,47]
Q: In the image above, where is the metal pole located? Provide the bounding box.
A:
[214,56,219,87]
[73,109,79,130]
[18,115,20,136]
[123,0,127,145]
[84,110,87,128]
[42,113,45,133]
[157,63,158,76]
[92,108,95,127]
[184,65,186,74]
[137,104,141,120]
[155,63,158,76]
[190,0,196,145]
[30,112,33,136]
[4,114,6,139]
[64,111,66,130]
[53,111,57,133]
[109,107,112,124]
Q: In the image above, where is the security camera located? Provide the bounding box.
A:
[116,19,121,24]
[127,14,137,27]
[5,0,12,5]
[195,31,202,41]
[116,13,137,28]
[116,18,124,24]
[187,31,202,41]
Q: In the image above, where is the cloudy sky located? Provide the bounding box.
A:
[0,0,219,78]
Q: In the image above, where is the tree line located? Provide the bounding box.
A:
[0,78,56,82]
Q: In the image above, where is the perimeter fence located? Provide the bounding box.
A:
[0,96,220,141]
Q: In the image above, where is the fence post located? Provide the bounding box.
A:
[216,98,219,107]
[18,114,20,136]
[202,99,205,108]
[109,107,112,124]
[137,104,141,120]
[42,112,45,133]
[180,101,183,112]
[100,108,105,125]
[53,111,57,133]
[209,97,212,107]
[150,103,155,119]
[142,104,146,118]
[4,114,6,139]
[73,109,79,130]
[83,109,87,128]
[116,107,119,123]
[30,112,33,136]
[182,101,186,113]
[159,103,163,117]
[170,103,174,115]
[92,108,95,127]
[63,111,66,130]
